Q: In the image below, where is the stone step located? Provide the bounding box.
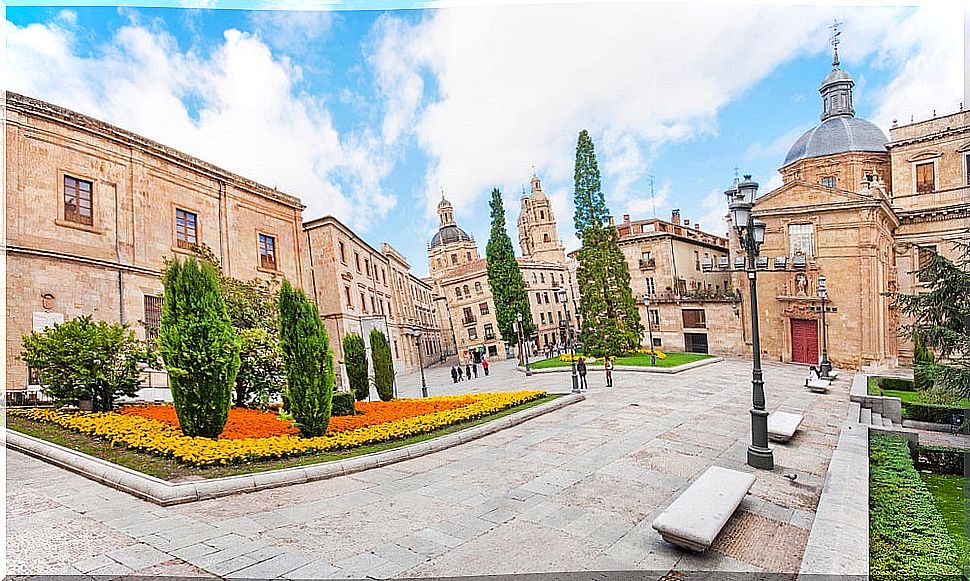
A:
[849,402,862,425]
[861,407,872,425]
[871,411,883,426]
[882,417,894,428]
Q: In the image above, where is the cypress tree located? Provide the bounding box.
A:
[370,329,395,402]
[343,333,369,401]
[572,129,643,357]
[485,187,534,343]
[279,280,334,437]
[159,257,240,438]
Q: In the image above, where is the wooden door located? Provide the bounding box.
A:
[791,319,819,364]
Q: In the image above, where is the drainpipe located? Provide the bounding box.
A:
[115,182,124,324]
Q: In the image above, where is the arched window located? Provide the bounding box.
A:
[543,233,550,243]
[474,281,483,294]
[540,211,545,220]
[455,286,462,298]
[463,285,470,296]
[532,273,537,284]
[540,273,545,283]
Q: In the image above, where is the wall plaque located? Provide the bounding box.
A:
[32,311,64,333]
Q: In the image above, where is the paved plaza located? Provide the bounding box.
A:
[6,357,852,578]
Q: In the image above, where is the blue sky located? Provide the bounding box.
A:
[6,1,964,276]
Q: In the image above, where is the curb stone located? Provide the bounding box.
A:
[6,393,584,506]
[517,356,723,375]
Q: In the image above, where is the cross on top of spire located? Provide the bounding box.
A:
[829,19,842,68]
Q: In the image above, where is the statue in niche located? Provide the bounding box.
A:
[795,273,808,297]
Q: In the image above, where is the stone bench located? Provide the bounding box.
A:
[767,411,804,442]
[806,378,830,393]
[651,466,756,552]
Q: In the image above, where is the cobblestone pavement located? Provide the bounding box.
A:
[6,357,852,578]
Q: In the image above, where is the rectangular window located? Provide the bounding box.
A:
[339,241,346,263]
[965,154,970,185]
[28,366,42,386]
[820,176,836,188]
[788,223,815,258]
[682,309,707,329]
[175,209,198,249]
[360,292,367,312]
[694,251,700,271]
[484,324,495,340]
[371,296,376,313]
[917,245,937,283]
[543,292,549,304]
[355,252,361,272]
[144,294,163,340]
[649,309,660,327]
[382,268,387,285]
[345,286,353,307]
[536,292,542,304]
[463,307,474,325]
[645,277,656,295]
[540,313,546,324]
[916,162,935,194]
[258,233,277,270]
[64,175,93,225]
[479,302,489,315]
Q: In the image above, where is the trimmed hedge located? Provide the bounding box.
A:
[902,401,966,426]
[869,434,962,578]
[917,445,968,476]
[876,377,915,392]
[331,391,357,417]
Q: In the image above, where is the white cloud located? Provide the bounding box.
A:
[247,9,335,55]
[369,3,960,245]
[6,17,393,231]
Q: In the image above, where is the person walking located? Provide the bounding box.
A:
[577,358,588,390]
[466,362,473,380]
[472,362,478,378]
[457,365,464,381]
[604,356,614,387]
[482,357,489,376]
[450,366,458,384]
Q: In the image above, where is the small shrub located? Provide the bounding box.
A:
[917,445,968,475]
[279,280,334,437]
[331,391,357,417]
[869,434,961,578]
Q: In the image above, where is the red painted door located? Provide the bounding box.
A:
[791,319,819,364]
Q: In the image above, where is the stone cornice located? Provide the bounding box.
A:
[887,123,970,149]
[7,92,304,211]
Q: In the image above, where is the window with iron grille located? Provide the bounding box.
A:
[649,309,660,326]
[175,209,198,249]
[479,302,489,315]
[788,223,815,258]
[916,162,935,194]
[645,277,656,295]
[258,233,277,270]
[917,245,937,283]
[144,294,163,340]
[64,175,93,225]
[28,366,42,386]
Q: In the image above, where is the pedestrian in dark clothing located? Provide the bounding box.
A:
[472,363,478,378]
[451,366,458,384]
[604,357,614,387]
[466,362,472,380]
[457,365,464,381]
[482,358,490,376]
[577,359,588,390]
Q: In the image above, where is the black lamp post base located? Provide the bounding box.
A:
[747,446,774,470]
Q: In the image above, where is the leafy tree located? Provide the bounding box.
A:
[343,333,370,401]
[235,327,286,409]
[19,316,156,412]
[187,244,283,406]
[279,280,334,437]
[159,257,240,438]
[485,188,534,345]
[892,236,970,398]
[571,130,643,357]
[370,329,395,402]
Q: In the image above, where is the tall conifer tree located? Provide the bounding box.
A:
[572,130,643,356]
[486,188,534,343]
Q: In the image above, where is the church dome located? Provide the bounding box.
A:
[783,116,888,167]
[430,225,472,248]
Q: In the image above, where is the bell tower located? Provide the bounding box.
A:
[517,172,566,264]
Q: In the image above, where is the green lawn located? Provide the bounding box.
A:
[867,376,970,408]
[920,473,966,564]
[6,395,558,481]
[529,352,713,370]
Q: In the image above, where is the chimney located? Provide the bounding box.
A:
[684,219,690,227]
[671,209,681,225]
[695,222,700,230]
[623,214,630,223]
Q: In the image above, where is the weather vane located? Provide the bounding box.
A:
[829,19,842,67]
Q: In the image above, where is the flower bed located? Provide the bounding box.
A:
[9,391,545,466]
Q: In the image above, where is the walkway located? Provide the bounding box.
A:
[7,358,851,578]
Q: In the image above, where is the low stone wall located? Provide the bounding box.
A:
[849,374,902,423]
[517,356,723,375]
[6,393,584,506]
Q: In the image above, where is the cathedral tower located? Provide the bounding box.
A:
[517,173,566,264]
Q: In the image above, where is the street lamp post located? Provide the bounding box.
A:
[414,329,428,398]
[726,174,773,471]
[642,294,656,366]
[817,275,833,379]
[517,312,532,376]
[557,290,580,393]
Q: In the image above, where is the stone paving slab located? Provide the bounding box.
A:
[7,357,856,577]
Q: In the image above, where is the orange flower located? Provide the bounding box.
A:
[121,405,299,439]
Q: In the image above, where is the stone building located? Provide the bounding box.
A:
[6,92,308,393]
[427,176,572,362]
[737,41,969,369]
[569,210,744,356]
[303,216,442,388]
